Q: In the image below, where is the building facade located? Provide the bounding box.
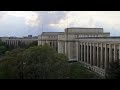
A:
[0,35,38,48]
[38,28,120,76]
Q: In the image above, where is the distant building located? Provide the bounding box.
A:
[38,32,64,51]
[0,35,38,48]
[28,35,32,38]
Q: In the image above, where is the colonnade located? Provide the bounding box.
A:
[6,40,19,48]
[76,42,120,70]
[39,40,58,51]
[5,39,37,48]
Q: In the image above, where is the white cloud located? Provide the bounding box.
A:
[25,13,40,27]
[49,11,120,36]
[1,11,120,36]
[4,11,40,27]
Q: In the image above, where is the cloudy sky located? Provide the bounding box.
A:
[0,11,120,37]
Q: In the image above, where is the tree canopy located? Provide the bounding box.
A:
[106,61,120,79]
[0,45,69,79]
[0,44,101,79]
[0,40,7,56]
[27,41,38,48]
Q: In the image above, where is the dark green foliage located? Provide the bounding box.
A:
[0,44,101,79]
[0,41,5,46]
[0,45,69,79]
[18,41,26,48]
[106,61,120,79]
[0,40,7,56]
[0,48,25,79]
[16,45,69,79]
[0,46,7,55]
[17,41,38,49]
[27,41,38,48]
[68,63,102,79]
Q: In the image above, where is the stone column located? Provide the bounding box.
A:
[63,41,64,53]
[97,43,99,67]
[90,43,92,65]
[87,42,89,64]
[114,44,117,62]
[81,42,83,62]
[58,41,61,53]
[84,42,86,63]
[13,40,15,48]
[76,41,79,61]
[93,43,96,66]
[17,40,18,47]
[65,41,68,56]
[109,44,112,63]
[101,43,103,69]
[68,42,71,60]
[78,42,80,61]
[9,40,11,47]
[105,44,108,70]
[15,40,17,47]
[38,40,40,45]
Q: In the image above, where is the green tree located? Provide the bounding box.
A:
[0,40,6,46]
[106,61,120,79]
[16,45,69,79]
[0,40,7,56]
[0,48,25,79]
[0,46,7,55]
[0,45,69,79]
[28,41,38,47]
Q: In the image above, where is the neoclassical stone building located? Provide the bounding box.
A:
[38,28,120,76]
[0,35,38,48]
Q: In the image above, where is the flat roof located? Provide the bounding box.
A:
[41,32,64,35]
[76,37,120,39]
[66,27,103,29]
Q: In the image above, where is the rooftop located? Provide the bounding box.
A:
[66,27,103,29]
[65,27,104,33]
[41,32,64,36]
[76,37,120,39]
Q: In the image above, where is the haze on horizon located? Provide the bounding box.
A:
[0,11,120,37]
